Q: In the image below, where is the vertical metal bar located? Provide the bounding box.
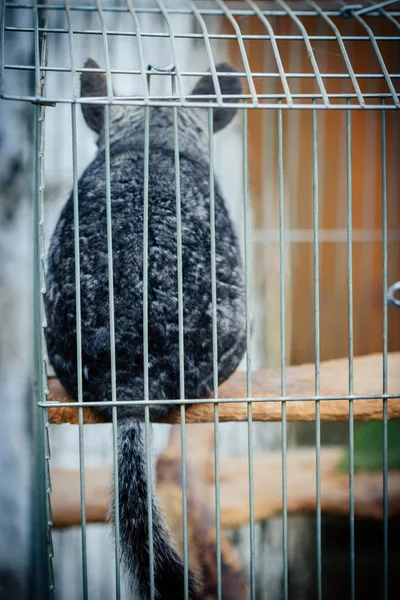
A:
[65,1,89,593]
[95,0,114,100]
[359,112,377,354]
[125,0,150,102]
[64,0,78,98]
[312,103,322,600]
[95,9,118,598]
[215,0,258,106]
[0,0,6,97]
[278,103,288,600]
[381,102,388,600]
[186,0,223,105]
[373,2,400,32]
[331,61,347,360]
[242,108,255,600]
[104,104,121,600]
[155,0,185,102]
[276,0,330,106]
[208,107,222,600]
[33,0,41,98]
[33,4,53,596]
[335,0,400,108]
[43,411,54,599]
[71,102,89,600]
[306,0,365,108]
[34,99,51,600]
[38,105,53,599]
[346,100,355,600]
[142,102,155,599]
[245,0,293,107]
[173,103,189,597]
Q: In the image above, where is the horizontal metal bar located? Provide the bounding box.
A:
[252,228,400,243]
[5,64,400,79]
[5,2,400,18]
[39,392,400,408]
[2,92,399,109]
[6,89,400,99]
[5,25,400,41]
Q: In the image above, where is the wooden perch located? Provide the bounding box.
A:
[51,442,400,530]
[47,352,400,425]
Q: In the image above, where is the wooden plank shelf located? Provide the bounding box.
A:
[46,352,400,425]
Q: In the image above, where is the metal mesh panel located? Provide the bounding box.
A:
[1,1,399,600]
[2,1,400,108]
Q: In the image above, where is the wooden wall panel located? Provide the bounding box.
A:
[228,13,400,367]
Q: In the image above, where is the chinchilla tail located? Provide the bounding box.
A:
[114,420,201,599]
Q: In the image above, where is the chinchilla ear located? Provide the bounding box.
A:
[190,63,242,133]
[80,58,108,134]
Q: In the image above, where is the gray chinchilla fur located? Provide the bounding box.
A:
[45,59,246,599]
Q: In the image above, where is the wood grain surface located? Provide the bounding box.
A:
[47,352,400,424]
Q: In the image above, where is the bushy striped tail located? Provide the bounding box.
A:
[114,420,201,599]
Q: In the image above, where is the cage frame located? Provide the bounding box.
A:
[1,1,400,599]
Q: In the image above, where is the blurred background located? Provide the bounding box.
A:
[1,1,399,599]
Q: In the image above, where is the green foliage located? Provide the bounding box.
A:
[338,421,400,472]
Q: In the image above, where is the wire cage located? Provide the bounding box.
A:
[1,1,400,599]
